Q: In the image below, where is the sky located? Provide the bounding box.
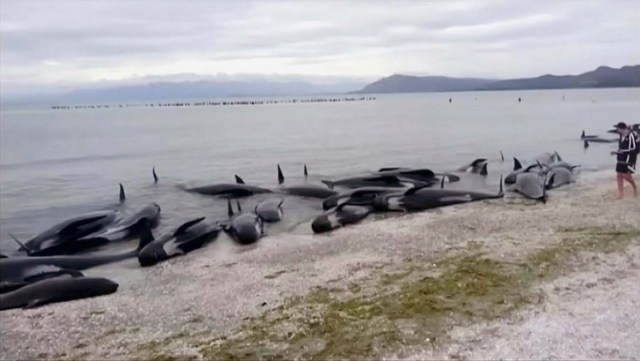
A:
[1,0,639,96]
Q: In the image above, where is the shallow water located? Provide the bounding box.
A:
[1,88,638,254]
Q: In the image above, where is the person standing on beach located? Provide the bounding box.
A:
[611,122,637,199]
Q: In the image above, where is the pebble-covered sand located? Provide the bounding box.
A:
[1,177,638,360]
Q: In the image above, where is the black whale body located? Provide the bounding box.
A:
[17,210,120,256]
[0,277,119,311]
[1,221,153,293]
[274,165,338,199]
[138,217,220,267]
[373,177,504,212]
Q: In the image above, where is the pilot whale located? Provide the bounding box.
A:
[255,198,285,223]
[153,168,272,198]
[321,174,428,190]
[267,165,337,199]
[12,210,120,257]
[1,220,153,293]
[322,187,398,210]
[513,172,547,202]
[183,183,272,198]
[0,277,119,311]
[73,203,161,251]
[372,177,504,212]
[311,204,373,233]
[222,199,264,245]
[138,217,220,267]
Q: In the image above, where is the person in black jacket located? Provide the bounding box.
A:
[610,122,637,199]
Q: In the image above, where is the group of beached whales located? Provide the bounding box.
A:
[1,149,584,311]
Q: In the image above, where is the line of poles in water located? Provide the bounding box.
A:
[50,96,377,110]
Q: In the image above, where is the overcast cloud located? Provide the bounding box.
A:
[1,0,639,96]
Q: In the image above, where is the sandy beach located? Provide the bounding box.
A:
[1,177,639,360]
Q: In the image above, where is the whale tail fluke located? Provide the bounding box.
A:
[119,183,126,203]
[9,233,31,256]
[235,175,245,184]
[277,165,285,185]
[152,167,158,183]
[321,180,335,190]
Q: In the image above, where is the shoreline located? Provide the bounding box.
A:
[1,177,639,360]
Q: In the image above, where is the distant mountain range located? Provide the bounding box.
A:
[3,65,638,105]
[3,79,367,105]
[354,65,640,94]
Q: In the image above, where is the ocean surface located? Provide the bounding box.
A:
[1,88,639,254]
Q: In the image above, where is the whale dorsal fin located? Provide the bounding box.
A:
[500,150,505,162]
[321,180,335,189]
[235,175,245,184]
[119,183,126,202]
[174,217,206,235]
[236,200,242,213]
[152,167,158,183]
[277,164,284,185]
[513,158,522,171]
[580,130,585,139]
[554,151,562,162]
[304,164,308,178]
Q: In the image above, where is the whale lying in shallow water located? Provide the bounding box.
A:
[1,221,153,293]
[13,210,120,257]
[372,177,504,212]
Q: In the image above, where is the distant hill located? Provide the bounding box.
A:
[479,65,640,91]
[354,65,640,94]
[354,75,495,94]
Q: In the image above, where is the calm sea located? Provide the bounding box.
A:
[1,88,639,253]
